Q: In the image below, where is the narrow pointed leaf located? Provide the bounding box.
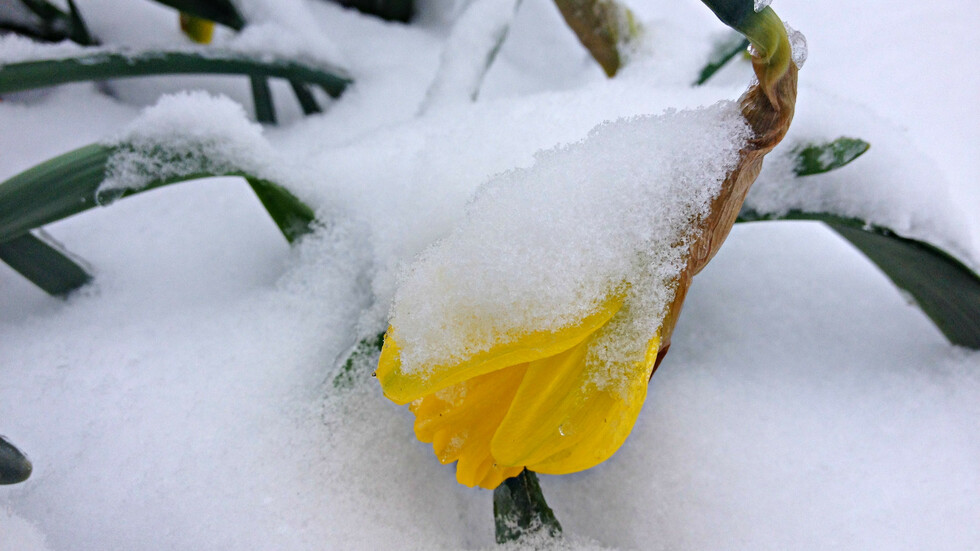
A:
[794,137,871,176]
[738,137,979,348]
[249,75,277,124]
[0,231,92,296]
[18,0,63,22]
[289,80,322,115]
[333,332,386,390]
[0,144,316,245]
[493,469,562,544]
[0,51,352,98]
[694,31,749,85]
[0,436,32,485]
[737,209,980,349]
[336,0,414,23]
[150,0,245,30]
[0,144,111,240]
[65,0,94,45]
[247,178,315,243]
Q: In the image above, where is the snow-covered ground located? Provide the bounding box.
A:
[1,0,978,549]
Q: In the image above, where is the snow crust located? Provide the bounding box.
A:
[391,104,750,381]
[100,92,278,194]
[0,508,49,551]
[418,0,522,113]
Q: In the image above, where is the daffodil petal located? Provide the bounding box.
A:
[491,328,660,474]
[409,363,527,489]
[378,293,624,404]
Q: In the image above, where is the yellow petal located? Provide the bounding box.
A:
[377,293,624,404]
[410,363,527,489]
[491,326,660,475]
[179,13,215,45]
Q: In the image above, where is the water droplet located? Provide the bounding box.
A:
[558,424,567,437]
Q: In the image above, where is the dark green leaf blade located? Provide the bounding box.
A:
[0,436,32,485]
[1,144,316,248]
[336,0,414,23]
[493,469,562,544]
[694,32,749,86]
[0,51,352,98]
[65,0,95,45]
[794,137,871,176]
[289,80,322,115]
[150,0,246,30]
[247,179,316,243]
[0,231,92,296]
[249,75,277,124]
[737,210,980,349]
[333,332,386,390]
[0,144,110,241]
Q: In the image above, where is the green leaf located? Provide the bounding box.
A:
[0,231,92,296]
[0,50,352,99]
[288,80,322,115]
[249,75,277,124]
[738,137,979,348]
[694,31,749,85]
[794,137,871,176]
[699,0,754,31]
[0,436,32,485]
[65,0,94,45]
[0,144,111,241]
[18,0,64,23]
[0,144,317,281]
[150,0,246,31]
[333,332,386,390]
[493,469,562,544]
[737,210,980,349]
[14,0,96,45]
[247,178,316,244]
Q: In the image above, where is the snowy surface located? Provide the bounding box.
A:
[391,103,750,377]
[1,0,978,549]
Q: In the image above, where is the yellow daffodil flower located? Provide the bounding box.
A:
[377,6,799,490]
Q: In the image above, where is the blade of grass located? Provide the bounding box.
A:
[694,31,749,85]
[0,50,352,98]
[0,231,92,296]
[249,75,277,124]
[493,469,562,544]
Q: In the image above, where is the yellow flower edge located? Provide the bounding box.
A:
[179,13,216,45]
[379,293,660,489]
[376,292,625,405]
